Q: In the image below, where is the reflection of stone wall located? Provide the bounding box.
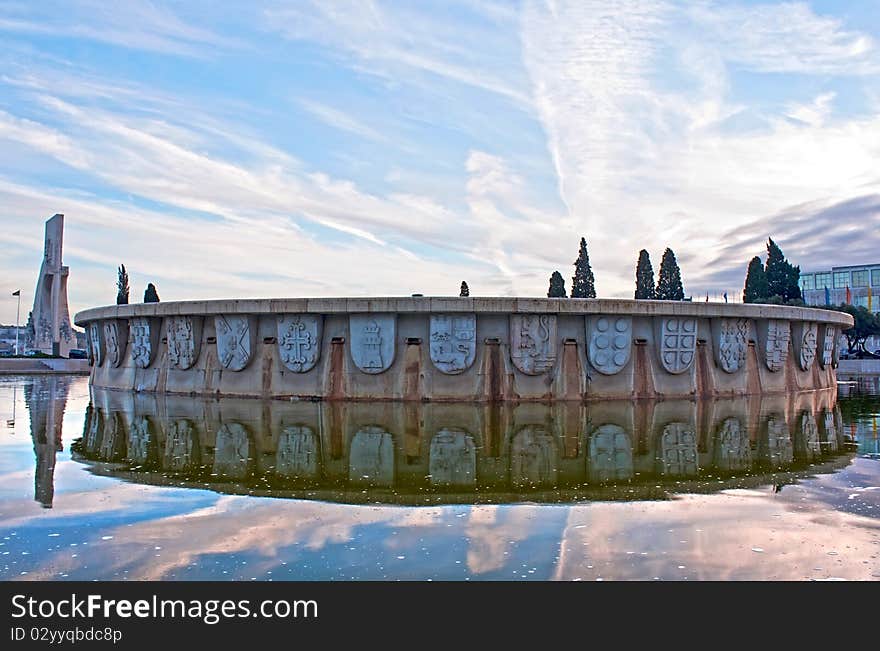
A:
[77,386,845,497]
[76,299,852,402]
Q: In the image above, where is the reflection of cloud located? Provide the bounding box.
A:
[464,505,544,575]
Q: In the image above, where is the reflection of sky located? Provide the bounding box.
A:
[1,376,879,581]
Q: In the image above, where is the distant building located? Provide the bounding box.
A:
[800,262,880,313]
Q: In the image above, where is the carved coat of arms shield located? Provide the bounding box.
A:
[277,315,323,373]
[713,318,749,374]
[818,324,836,369]
[510,314,557,375]
[350,314,396,374]
[429,314,476,374]
[757,319,790,372]
[587,316,632,375]
[792,322,818,371]
[89,322,104,367]
[656,422,698,477]
[130,317,159,369]
[276,425,320,479]
[588,424,633,482]
[166,316,202,370]
[657,318,697,374]
[214,315,255,372]
[349,426,395,486]
[103,320,128,368]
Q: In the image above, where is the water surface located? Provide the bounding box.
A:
[1,375,879,580]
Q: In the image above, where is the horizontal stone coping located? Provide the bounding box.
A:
[74,297,854,328]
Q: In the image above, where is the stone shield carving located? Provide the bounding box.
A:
[757,319,790,372]
[89,322,104,366]
[818,325,836,369]
[587,316,632,376]
[213,423,251,479]
[429,429,476,486]
[510,425,557,487]
[713,318,749,374]
[350,314,396,374]
[166,316,202,370]
[429,314,476,374]
[127,417,153,465]
[712,418,751,472]
[163,420,200,471]
[103,320,128,369]
[797,412,820,460]
[130,317,159,369]
[759,416,792,466]
[793,322,818,371]
[214,314,256,372]
[657,318,697,374]
[588,424,633,482]
[510,314,557,375]
[657,422,698,477]
[349,426,395,486]
[276,425,320,479]
[277,315,323,373]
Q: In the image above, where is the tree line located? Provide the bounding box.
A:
[116,264,160,305]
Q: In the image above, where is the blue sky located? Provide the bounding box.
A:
[1,0,879,322]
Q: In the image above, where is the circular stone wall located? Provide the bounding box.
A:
[73,297,853,401]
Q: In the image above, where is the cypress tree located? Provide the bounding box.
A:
[743,256,769,303]
[634,249,656,299]
[116,264,130,305]
[571,237,596,298]
[143,283,160,303]
[459,281,469,297]
[656,248,685,300]
[547,271,567,298]
[764,238,802,302]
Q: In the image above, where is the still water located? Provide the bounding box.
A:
[1,375,879,580]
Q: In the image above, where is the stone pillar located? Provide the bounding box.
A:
[30,214,74,357]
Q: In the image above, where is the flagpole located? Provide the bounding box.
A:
[14,291,20,356]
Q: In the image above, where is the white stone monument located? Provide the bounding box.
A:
[30,214,75,357]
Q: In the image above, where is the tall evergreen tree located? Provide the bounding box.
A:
[116,264,129,305]
[143,283,160,303]
[459,281,469,297]
[571,237,596,298]
[656,248,685,300]
[634,249,656,299]
[547,271,567,298]
[764,238,802,302]
[743,256,769,303]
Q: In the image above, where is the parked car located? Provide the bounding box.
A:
[68,349,87,359]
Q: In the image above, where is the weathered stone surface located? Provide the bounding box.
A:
[588,424,633,482]
[214,315,255,372]
[30,214,75,357]
[103,320,128,369]
[658,318,697,374]
[429,314,476,374]
[510,314,557,375]
[277,315,322,373]
[276,425,319,478]
[166,316,202,370]
[587,316,632,376]
[428,429,476,486]
[126,417,152,464]
[713,318,749,374]
[510,425,557,486]
[757,319,791,372]
[163,420,198,471]
[760,416,793,466]
[793,322,818,371]
[657,422,698,476]
[130,317,159,369]
[350,314,396,374]
[349,426,394,485]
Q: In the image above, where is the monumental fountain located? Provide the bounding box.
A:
[74,297,852,401]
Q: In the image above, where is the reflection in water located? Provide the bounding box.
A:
[25,376,70,508]
[69,387,854,504]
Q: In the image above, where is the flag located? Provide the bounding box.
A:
[705,292,709,302]
[723,292,728,303]
[824,285,831,306]
[11,290,19,296]
[845,285,852,305]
